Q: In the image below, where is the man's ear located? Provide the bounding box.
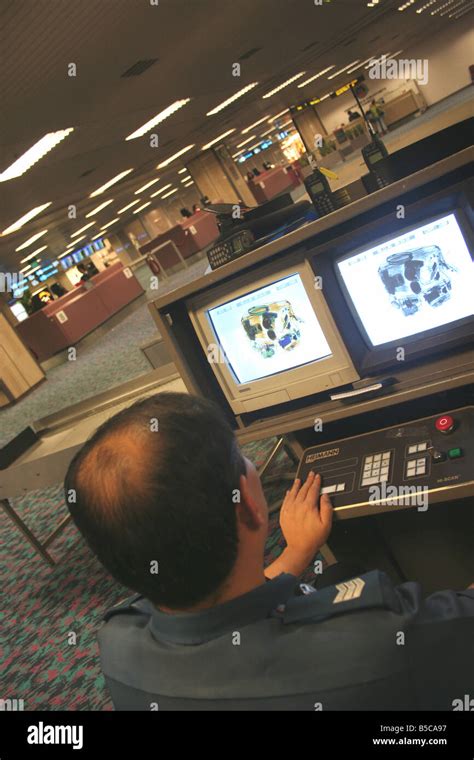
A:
[237,473,265,530]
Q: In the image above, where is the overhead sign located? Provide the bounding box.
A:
[331,75,365,99]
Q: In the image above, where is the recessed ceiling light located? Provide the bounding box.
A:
[1,202,52,236]
[20,245,48,263]
[241,116,270,134]
[15,229,48,251]
[236,134,257,148]
[0,129,74,182]
[86,199,114,217]
[100,219,120,230]
[150,184,173,197]
[260,126,277,137]
[207,83,259,116]
[71,222,96,238]
[133,202,151,214]
[202,129,236,150]
[365,52,392,69]
[134,178,161,194]
[297,66,335,87]
[70,234,87,243]
[161,188,178,199]
[89,169,133,197]
[178,168,188,174]
[180,176,192,183]
[117,199,142,213]
[346,57,374,74]
[157,145,195,169]
[90,233,104,241]
[267,110,289,122]
[20,264,32,273]
[327,60,360,79]
[126,99,191,140]
[183,181,194,187]
[20,245,48,264]
[262,72,306,99]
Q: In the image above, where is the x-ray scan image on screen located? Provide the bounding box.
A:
[207,273,332,384]
[337,213,474,346]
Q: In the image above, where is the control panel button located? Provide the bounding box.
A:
[435,415,455,434]
[430,449,446,463]
[448,447,463,459]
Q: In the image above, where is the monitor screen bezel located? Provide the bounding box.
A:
[333,208,474,353]
[187,258,359,413]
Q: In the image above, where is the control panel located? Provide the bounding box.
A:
[296,407,474,519]
[207,229,255,270]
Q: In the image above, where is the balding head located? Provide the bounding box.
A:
[65,392,244,609]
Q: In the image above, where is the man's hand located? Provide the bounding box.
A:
[265,472,333,579]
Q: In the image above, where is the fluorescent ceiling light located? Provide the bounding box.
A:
[319,93,332,102]
[134,178,161,194]
[71,222,95,238]
[90,233,104,241]
[180,176,192,183]
[118,199,142,213]
[133,202,151,214]
[20,245,48,263]
[247,142,264,152]
[20,264,32,273]
[232,149,245,158]
[126,99,191,140]
[20,247,45,263]
[365,53,391,69]
[328,61,360,79]
[201,129,236,151]
[29,266,42,275]
[0,129,74,182]
[15,229,48,251]
[86,199,114,217]
[279,119,294,128]
[207,83,259,116]
[183,181,194,187]
[150,183,172,197]
[262,72,306,98]
[346,57,374,74]
[70,234,87,243]
[157,145,195,169]
[100,219,119,230]
[2,202,52,236]
[298,66,335,87]
[241,116,270,134]
[260,126,277,137]
[89,169,133,197]
[178,168,188,174]
[161,188,178,198]
[236,134,257,148]
[267,110,289,122]
[58,251,71,259]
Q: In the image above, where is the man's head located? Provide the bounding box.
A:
[65,393,268,610]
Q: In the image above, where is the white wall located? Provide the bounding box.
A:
[314,17,473,133]
[404,19,473,106]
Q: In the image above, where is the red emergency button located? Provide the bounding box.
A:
[435,415,455,434]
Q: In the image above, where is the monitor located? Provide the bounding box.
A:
[336,212,474,350]
[188,260,359,414]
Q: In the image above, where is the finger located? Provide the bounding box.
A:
[319,493,334,531]
[298,471,316,500]
[306,472,322,508]
[288,477,301,499]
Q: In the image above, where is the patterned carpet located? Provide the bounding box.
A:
[1,298,318,710]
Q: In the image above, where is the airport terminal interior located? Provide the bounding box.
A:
[1,0,473,710]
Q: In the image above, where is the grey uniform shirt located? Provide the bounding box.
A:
[99,570,474,710]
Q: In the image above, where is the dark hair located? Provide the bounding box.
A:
[64,393,245,608]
